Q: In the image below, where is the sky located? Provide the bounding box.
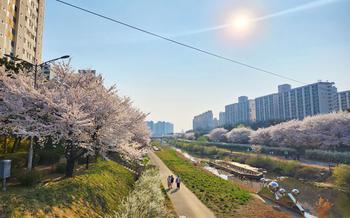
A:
[43,0,350,132]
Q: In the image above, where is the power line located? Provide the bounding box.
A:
[55,0,306,84]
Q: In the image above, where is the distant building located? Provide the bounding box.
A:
[193,111,215,132]
[219,112,226,127]
[338,90,350,111]
[224,96,255,126]
[78,69,96,75]
[147,121,174,137]
[255,93,280,122]
[255,82,338,122]
[249,100,256,122]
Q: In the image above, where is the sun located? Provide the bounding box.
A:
[228,11,254,35]
[233,15,251,30]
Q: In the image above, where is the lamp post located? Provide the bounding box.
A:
[4,54,70,88]
[3,54,70,171]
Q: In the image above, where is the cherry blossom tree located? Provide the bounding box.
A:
[207,128,228,142]
[0,64,150,176]
[225,127,253,144]
[251,112,350,150]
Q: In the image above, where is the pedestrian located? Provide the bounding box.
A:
[176,176,181,189]
[167,175,171,189]
[170,175,174,189]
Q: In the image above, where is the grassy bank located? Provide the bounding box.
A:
[169,139,330,181]
[156,148,250,217]
[0,160,135,217]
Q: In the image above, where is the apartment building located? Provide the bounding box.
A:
[255,93,280,122]
[225,96,256,126]
[338,90,350,111]
[193,110,215,132]
[218,112,225,127]
[147,121,174,137]
[0,0,45,63]
[255,82,338,122]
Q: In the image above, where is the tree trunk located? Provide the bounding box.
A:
[27,137,33,171]
[66,157,75,177]
[85,155,89,169]
[11,137,21,153]
[3,136,7,153]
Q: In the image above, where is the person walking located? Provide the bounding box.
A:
[176,176,181,189]
[167,175,171,189]
[170,175,174,189]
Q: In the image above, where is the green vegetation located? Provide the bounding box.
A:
[0,152,28,168]
[55,163,67,174]
[305,150,350,164]
[18,171,43,187]
[37,150,61,166]
[0,160,135,217]
[333,164,350,191]
[173,138,350,164]
[246,156,299,177]
[116,168,175,218]
[170,140,330,181]
[156,148,250,217]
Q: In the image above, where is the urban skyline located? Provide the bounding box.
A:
[43,0,350,131]
[193,81,349,132]
[147,120,174,137]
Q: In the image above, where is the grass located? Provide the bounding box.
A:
[0,160,135,217]
[156,148,250,217]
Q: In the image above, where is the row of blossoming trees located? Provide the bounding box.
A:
[207,112,350,150]
[0,63,150,176]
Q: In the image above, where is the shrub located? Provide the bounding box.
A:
[18,171,43,186]
[260,146,297,157]
[116,169,173,218]
[55,163,66,174]
[333,164,350,191]
[295,167,328,181]
[305,150,350,164]
[246,156,299,177]
[37,151,61,165]
[0,152,27,168]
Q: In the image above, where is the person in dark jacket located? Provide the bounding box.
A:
[176,176,181,189]
[170,175,174,189]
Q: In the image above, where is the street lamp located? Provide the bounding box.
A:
[3,54,70,172]
[4,54,70,88]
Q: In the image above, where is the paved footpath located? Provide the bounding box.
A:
[148,152,216,218]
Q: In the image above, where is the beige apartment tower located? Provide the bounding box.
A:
[0,0,45,63]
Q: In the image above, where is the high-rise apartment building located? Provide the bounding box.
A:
[193,110,215,132]
[338,90,350,111]
[146,121,174,137]
[224,96,255,126]
[255,93,280,122]
[218,112,225,127]
[0,0,45,63]
[255,82,338,122]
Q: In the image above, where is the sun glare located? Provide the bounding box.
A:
[234,15,251,30]
[228,11,254,36]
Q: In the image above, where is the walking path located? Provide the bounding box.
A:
[148,152,216,218]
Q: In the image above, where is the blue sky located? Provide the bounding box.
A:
[43,0,350,131]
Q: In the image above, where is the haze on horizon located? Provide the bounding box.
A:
[44,0,350,132]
